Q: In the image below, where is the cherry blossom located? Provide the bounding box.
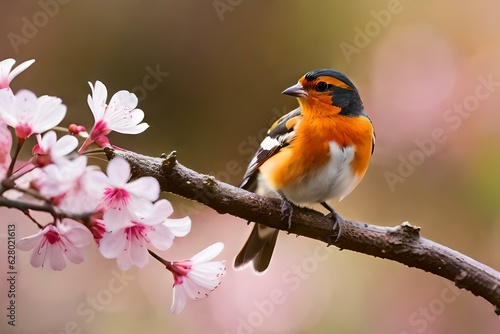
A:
[36,155,105,214]
[82,81,148,150]
[0,58,35,90]
[99,199,191,270]
[17,219,93,271]
[99,156,160,224]
[0,58,228,314]
[32,131,79,166]
[169,242,226,314]
[0,89,66,140]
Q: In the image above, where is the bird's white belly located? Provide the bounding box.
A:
[281,142,360,204]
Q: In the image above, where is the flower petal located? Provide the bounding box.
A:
[148,224,174,250]
[106,157,131,185]
[183,276,212,300]
[29,241,47,268]
[53,134,78,157]
[0,89,17,126]
[49,243,67,271]
[108,90,138,111]
[129,240,148,268]
[140,199,174,226]
[8,59,35,83]
[0,58,15,88]
[33,95,66,133]
[188,261,226,290]
[59,220,93,248]
[116,121,149,135]
[163,217,191,237]
[111,108,149,134]
[17,230,44,251]
[87,81,107,120]
[116,251,133,271]
[171,285,187,314]
[99,230,127,259]
[63,241,85,264]
[103,208,133,231]
[126,176,160,202]
[190,242,224,264]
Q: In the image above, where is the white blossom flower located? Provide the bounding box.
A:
[36,155,105,214]
[169,242,226,314]
[17,219,93,271]
[0,89,66,139]
[99,157,160,226]
[86,80,148,143]
[33,131,79,166]
[99,199,191,270]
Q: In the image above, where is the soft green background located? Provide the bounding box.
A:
[1,1,500,333]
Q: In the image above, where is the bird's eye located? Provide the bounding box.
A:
[315,81,329,92]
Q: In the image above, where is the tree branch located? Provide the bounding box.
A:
[0,191,95,223]
[105,148,500,315]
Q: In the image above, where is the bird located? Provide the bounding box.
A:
[234,69,375,273]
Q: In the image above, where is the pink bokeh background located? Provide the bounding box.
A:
[1,1,500,333]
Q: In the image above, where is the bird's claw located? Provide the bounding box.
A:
[280,199,293,230]
[326,211,344,244]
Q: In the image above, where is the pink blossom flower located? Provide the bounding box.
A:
[84,81,148,149]
[99,157,160,224]
[169,242,226,314]
[99,199,191,270]
[17,219,93,271]
[32,131,79,166]
[0,119,12,179]
[0,89,66,139]
[36,156,105,214]
[0,58,35,90]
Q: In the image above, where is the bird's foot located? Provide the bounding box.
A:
[326,211,344,244]
[321,202,344,244]
[280,199,293,230]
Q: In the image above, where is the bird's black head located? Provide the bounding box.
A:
[282,69,365,117]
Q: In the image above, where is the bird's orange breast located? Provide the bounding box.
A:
[259,114,374,193]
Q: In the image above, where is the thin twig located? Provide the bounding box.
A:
[0,196,95,223]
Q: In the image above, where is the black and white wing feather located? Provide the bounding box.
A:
[240,107,302,190]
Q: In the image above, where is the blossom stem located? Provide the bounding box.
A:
[23,211,44,229]
[148,249,168,266]
[78,137,93,154]
[52,126,69,133]
[81,148,105,156]
[7,138,25,177]
[10,160,35,181]
[147,250,189,276]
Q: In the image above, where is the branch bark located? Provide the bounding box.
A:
[105,148,500,315]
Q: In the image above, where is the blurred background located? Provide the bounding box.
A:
[1,0,500,333]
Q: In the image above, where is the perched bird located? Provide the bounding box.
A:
[234,69,375,273]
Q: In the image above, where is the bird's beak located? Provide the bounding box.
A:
[282,83,308,98]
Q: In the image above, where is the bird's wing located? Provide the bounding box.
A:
[240,107,302,190]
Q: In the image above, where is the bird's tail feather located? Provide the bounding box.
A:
[234,224,279,273]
